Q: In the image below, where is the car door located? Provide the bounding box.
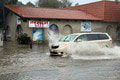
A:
[74,34,89,46]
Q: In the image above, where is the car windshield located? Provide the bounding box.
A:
[60,35,78,42]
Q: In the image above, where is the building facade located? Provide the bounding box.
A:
[4,1,120,43]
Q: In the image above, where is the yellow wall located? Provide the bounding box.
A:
[6,13,17,40]
[6,13,119,42]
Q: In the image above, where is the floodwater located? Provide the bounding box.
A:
[0,42,120,80]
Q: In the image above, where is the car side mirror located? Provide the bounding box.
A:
[76,39,82,42]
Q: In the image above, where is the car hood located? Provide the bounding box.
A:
[49,42,70,48]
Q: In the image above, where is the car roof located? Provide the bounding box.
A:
[70,32,108,35]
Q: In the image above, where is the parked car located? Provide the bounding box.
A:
[49,32,112,56]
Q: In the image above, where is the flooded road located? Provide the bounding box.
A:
[0,42,120,80]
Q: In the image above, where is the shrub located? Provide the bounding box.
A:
[17,33,31,44]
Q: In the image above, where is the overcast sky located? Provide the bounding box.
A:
[18,0,101,5]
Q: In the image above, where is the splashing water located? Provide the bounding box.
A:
[48,31,64,46]
[47,31,120,60]
[69,43,120,60]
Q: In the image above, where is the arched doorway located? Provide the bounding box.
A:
[16,25,23,37]
[49,24,59,34]
[63,25,72,35]
[106,25,117,40]
[6,26,11,40]
[48,24,59,42]
[116,26,120,40]
[106,26,111,35]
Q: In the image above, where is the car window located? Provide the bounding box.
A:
[86,34,99,41]
[76,35,87,41]
[98,34,109,40]
[86,34,109,41]
[69,33,109,42]
[60,35,78,42]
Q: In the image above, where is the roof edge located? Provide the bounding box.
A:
[4,4,102,21]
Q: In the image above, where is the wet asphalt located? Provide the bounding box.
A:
[0,42,120,80]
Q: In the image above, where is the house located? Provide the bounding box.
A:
[4,1,120,43]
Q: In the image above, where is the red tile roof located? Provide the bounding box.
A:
[4,4,101,21]
[64,1,120,22]
[104,1,120,22]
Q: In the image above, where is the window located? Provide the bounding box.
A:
[75,34,109,42]
[16,25,23,35]
[76,35,87,41]
[86,34,109,41]
[60,35,78,42]
[86,34,98,41]
[98,34,109,40]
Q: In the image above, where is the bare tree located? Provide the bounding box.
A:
[26,2,35,7]
[36,0,72,8]
[115,0,119,2]
[60,0,72,8]
[75,3,79,6]
[36,0,61,8]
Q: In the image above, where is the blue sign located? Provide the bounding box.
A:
[33,28,43,41]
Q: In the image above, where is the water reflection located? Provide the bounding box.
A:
[1,42,120,80]
[0,42,69,75]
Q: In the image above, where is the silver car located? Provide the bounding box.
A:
[49,32,112,56]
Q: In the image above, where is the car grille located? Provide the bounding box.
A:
[51,45,59,49]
